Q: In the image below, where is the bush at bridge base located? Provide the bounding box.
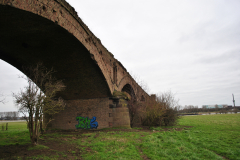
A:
[129,91,180,127]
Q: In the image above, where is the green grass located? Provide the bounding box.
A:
[75,131,144,160]
[74,114,240,160]
[177,114,240,160]
[0,121,30,146]
[1,114,240,159]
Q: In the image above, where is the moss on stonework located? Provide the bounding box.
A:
[113,91,130,100]
[113,91,126,97]
[123,92,131,100]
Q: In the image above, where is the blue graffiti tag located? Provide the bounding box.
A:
[75,116,98,129]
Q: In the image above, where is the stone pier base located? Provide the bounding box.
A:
[44,97,130,130]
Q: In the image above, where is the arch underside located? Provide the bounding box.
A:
[121,84,136,100]
[0,5,111,100]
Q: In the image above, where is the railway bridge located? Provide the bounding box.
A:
[0,0,149,129]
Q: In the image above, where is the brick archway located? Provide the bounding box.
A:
[0,0,150,129]
[0,1,112,99]
[121,84,136,100]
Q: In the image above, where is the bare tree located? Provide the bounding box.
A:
[157,91,180,126]
[214,104,219,114]
[13,111,19,120]
[0,112,3,119]
[139,91,180,127]
[127,97,145,128]
[6,112,12,120]
[12,63,65,145]
[140,97,166,126]
[127,72,180,127]
[0,92,6,104]
[129,72,150,94]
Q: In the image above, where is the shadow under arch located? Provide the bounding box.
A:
[140,95,145,102]
[0,5,111,100]
[121,84,136,101]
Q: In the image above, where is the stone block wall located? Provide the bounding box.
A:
[110,98,131,128]
[45,97,131,130]
[0,0,148,130]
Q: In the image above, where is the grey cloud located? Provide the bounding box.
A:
[197,49,240,64]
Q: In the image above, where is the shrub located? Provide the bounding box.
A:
[162,107,179,126]
[139,91,180,127]
[127,99,143,128]
[140,99,166,126]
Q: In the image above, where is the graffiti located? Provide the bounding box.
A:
[75,116,98,129]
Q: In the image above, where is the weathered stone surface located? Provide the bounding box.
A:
[0,0,149,129]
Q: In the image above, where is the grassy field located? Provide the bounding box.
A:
[0,114,239,160]
[0,121,29,146]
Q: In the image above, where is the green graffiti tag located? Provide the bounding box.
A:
[76,117,90,129]
[76,116,98,129]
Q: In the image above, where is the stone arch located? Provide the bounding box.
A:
[0,1,112,99]
[118,75,149,102]
[118,75,133,89]
[0,0,150,130]
[121,84,136,100]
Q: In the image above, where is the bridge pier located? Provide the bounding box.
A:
[109,98,131,128]
[0,0,148,130]
[44,96,131,130]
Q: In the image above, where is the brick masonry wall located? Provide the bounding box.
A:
[1,0,149,130]
[47,98,110,130]
[45,97,131,130]
[112,99,131,128]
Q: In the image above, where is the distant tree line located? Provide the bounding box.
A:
[0,111,21,120]
[178,105,240,114]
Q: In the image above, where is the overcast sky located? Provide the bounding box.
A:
[0,0,240,112]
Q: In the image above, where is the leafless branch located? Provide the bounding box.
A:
[0,93,6,104]
[12,63,66,145]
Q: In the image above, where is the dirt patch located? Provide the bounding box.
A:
[137,146,150,160]
[0,144,31,159]
[0,138,82,160]
[94,133,100,138]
